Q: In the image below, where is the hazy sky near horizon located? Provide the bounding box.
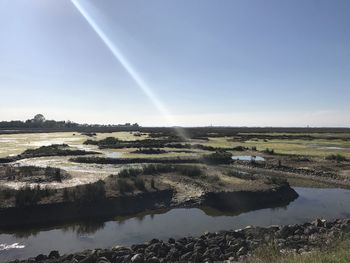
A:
[0,0,350,127]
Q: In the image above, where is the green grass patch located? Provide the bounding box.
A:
[202,136,350,158]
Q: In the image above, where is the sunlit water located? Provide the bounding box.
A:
[0,132,127,189]
[0,132,138,158]
[1,187,350,261]
[232,155,265,161]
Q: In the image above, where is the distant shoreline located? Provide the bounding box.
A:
[1,126,350,135]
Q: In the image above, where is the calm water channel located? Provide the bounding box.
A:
[1,187,350,261]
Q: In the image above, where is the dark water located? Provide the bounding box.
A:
[1,187,350,261]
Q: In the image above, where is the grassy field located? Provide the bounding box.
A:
[203,135,350,158]
[0,131,149,158]
[247,239,350,263]
[3,131,350,159]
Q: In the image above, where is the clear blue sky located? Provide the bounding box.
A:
[0,0,349,126]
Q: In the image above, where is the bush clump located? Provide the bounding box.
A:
[176,165,202,177]
[131,148,167,154]
[227,170,256,180]
[133,178,146,191]
[202,151,233,164]
[84,137,120,146]
[118,168,143,178]
[15,185,52,207]
[66,180,106,203]
[264,176,288,186]
[142,164,174,175]
[118,164,202,178]
[325,154,348,162]
[151,178,156,189]
[263,148,275,155]
[116,178,134,194]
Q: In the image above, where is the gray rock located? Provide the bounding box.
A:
[35,254,47,261]
[48,250,60,259]
[97,256,110,263]
[180,251,192,260]
[237,246,248,256]
[131,253,144,263]
[147,256,160,263]
[312,219,323,228]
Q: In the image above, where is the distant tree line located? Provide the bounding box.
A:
[0,114,139,130]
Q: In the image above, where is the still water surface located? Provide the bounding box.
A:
[1,187,350,261]
[231,155,265,161]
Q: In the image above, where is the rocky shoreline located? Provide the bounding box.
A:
[8,218,350,263]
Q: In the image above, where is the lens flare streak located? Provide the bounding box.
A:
[71,0,186,138]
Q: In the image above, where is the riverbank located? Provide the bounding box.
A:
[0,183,297,229]
[7,218,350,263]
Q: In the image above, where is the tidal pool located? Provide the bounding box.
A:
[3,157,131,189]
[1,187,350,261]
[232,155,265,161]
[0,132,144,158]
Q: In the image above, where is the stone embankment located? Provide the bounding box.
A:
[10,218,350,263]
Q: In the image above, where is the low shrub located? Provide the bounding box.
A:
[0,187,15,200]
[15,185,52,207]
[265,176,288,186]
[45,167,63,182]
[131,148,167,154]
[227,170,256,180]
[67,180,106,203]
[118,168,143,178]
[202,151,233,164]
[247,239,350,263]
[133,178,146,191]
[84,137,120,146]
[151,178,156,189]
[207,175,221,184]
[118,164,202,178]
[177,165,202,177]
[116,178,134,194]
[231,146,247,151]
[263,148,275,155]
[326,154,347,162]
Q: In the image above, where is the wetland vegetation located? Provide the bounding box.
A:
[1,126,350,262]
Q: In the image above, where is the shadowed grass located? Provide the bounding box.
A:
[246,239,350,263]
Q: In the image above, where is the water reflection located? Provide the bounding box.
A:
[1,187,350,261]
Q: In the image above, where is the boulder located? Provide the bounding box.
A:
[131,253,144,263]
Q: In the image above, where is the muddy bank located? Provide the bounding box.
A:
[0,165,71,184]
[8,218,350,263]
[0,144,100,164]
[0,183,297,230]
[201,184,298,212]
[233,163,350,189]
[70,156,201,165]
[70,151,233,165]
[0,190,173,229]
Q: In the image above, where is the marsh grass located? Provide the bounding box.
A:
[15,185,54,207]
[203,136,350,159]
[116,178,134,194]
[325,154,348,162]
[63,180,106,203]
[247,239,350,263]
[117,164,203,178]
